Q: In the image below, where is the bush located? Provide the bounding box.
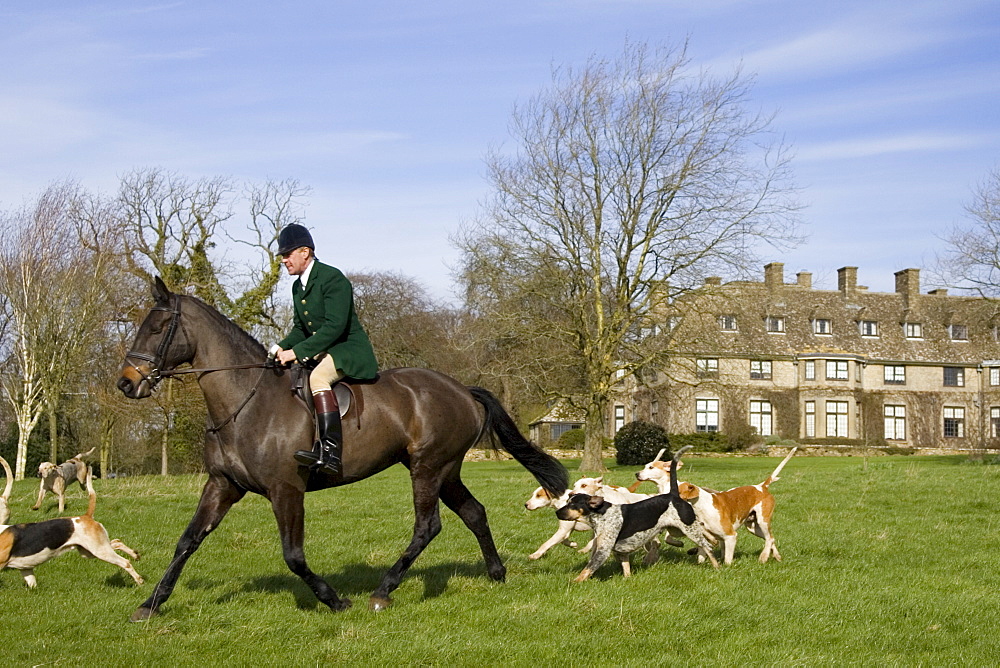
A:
[668,431,733,453]
[556,427,585,450]
[614,421,671,466]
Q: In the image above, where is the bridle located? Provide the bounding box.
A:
[124,294,183,391]
[123,292,276,432]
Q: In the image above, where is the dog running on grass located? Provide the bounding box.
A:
[32,447,95,513]
[0,458,143,589]
[677,447,798,564]
[556,446,719,581]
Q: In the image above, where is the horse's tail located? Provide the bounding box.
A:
[469,387,568,497]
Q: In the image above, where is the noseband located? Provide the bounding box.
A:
[124,294,182,390]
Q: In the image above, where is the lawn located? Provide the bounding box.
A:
[3,454,1000,666]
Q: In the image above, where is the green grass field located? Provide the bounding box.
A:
[4,455,1000,666]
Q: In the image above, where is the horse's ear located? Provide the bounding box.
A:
[152,276,172,305]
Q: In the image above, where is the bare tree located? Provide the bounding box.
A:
[455,41,801,470]
[351,271,471,375]
[0,183,119,479]
[936,167,1000,296]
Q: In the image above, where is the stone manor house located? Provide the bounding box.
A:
[615,263,1000,451]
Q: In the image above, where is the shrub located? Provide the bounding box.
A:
[614,421,671,466]
[556,427,585,450]
[668,431,733,453]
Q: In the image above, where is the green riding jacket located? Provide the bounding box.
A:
[277,260,378,380]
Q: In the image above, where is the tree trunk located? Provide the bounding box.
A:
[161,382,172,476]
[580,400,608,472]
[48,398,58,462]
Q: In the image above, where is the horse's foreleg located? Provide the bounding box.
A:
[131,475,244,622]
[270,483,352,612]
[370,473,444,611]
[440,476,505,581]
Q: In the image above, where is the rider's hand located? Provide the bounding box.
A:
[276,348,297,365]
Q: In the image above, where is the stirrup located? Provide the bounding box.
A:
[294,443,322,467]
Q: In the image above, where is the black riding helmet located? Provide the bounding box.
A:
[276,224,315,256]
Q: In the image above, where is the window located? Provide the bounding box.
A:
[992,407,1000,438]
[991,367,1000,387]
[813,318,832,335]
[943,406,965,438]
[949,324,968,341]
[884,365,906,385]
[696,358,719,378]
[884,405,906,440]
[651,400,659,422]
[614,405,625,432]
[750,360,772,380]
[804,360,816,381]
[943,367,965,387]
[905,322,923,339]
[766,316,785,333]
[551,423,580,439]
[750,400,773,436]
[826,401,849,437]
[719,315,737,332]
[860,320,879,337]
[696,398,719,433]
[826,360,849,380]
[804,401,816,438]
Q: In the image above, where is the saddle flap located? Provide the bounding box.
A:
[334,384,352,418]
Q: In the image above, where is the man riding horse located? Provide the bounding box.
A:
[270,223,378,480]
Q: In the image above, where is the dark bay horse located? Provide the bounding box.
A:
[117,278,567,620]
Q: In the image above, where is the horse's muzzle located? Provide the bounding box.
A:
[117,369,152,399]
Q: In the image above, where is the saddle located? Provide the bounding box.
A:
[289,364,378,430]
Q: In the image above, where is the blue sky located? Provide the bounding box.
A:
[1,1,997,301]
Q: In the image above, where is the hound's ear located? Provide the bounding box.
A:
[152,276,172,305]
[588,495,605,509]
[678,482,699,500]
[594,476,604,484]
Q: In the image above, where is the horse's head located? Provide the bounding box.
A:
[117,277,194,399]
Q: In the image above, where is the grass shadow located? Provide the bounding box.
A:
[201,560,494,611]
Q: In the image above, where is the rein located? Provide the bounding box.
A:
[125,293,277,433]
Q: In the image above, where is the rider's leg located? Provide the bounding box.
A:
[294,355,345,478]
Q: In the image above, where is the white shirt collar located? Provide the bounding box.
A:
[300,258,315,287]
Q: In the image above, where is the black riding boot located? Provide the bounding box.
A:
[294,390,343,479]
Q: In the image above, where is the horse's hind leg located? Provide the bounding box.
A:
[370,471,446,611]
[131,475,245,622]
[270,483,352,612]
[440,475,505,582]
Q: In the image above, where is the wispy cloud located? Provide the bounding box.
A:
[132,47,212,61]
[797,133,995,162]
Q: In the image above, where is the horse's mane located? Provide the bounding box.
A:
[181,294,267,360]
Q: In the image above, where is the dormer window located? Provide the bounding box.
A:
[904,322,922,339]
[860,320,879,337]
[766,316,785,333]
[949,324,968,341]
[813,318,832,335]
[719,314,738,332]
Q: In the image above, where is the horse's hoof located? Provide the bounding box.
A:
[327,597,352,612]
[369,596,393,611]
[130,607,157,622]
[488,566,506,582]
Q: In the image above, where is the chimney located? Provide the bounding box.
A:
[704,276,722,286]
[928,288,949,296]
[838,266,858,296]
[895,268,920,307]
[796,271,812,289]
[764,262,784,290]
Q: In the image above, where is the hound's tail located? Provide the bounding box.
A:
[670,446,692,497]
[84,466,97,518]
[764,447,798,487]
[0,455,12,524]
[469,386,569,497]
[73,447,96,460]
